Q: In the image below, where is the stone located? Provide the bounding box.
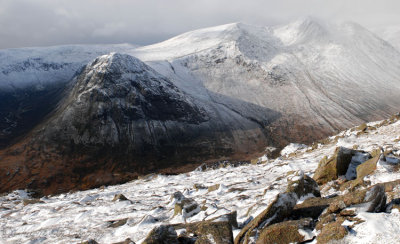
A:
[189,221,233,244]
[112,238,135,244]
[256,218,314,244]
[112,194,129,202]
[174,198,200,219]
[23,199,44,206]
[356,123,367,132]
[193,184,207,191]
[107,218,128,228]
[317,221,348,243]
[172,220,234,244]
[142,225,179,244]
[370,148,382,158]
[313,147,359,185]
[291,197,333,219]
[363,184,387,212]
[209,211,239,229]
[208,184,221,192]
[382,180,400,192]
[328,200,346,214]
[234,193,297,244]
[354,154,380,184]
[287,171,321,198]
[316,214,335,231]
[80,240,98,244]
[340,209,357,217]
[171,191,185,202]
[329,184,387,213]
[345,151,371,181]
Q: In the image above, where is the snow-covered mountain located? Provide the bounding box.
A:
[0,44,136,147]
[2,18,400,196]
[0,52,278,195]
[0,44,136,90]
[131,18,400,144]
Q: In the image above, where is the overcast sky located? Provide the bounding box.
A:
[0,0,400,49]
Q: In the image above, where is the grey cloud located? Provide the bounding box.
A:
[0,0,400,49]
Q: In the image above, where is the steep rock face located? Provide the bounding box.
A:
[0,53,279,195]
[38,53,208,148]
[0,44,136,148]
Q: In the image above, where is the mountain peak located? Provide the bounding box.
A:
[273,17,328,45]
[88,52,153,77]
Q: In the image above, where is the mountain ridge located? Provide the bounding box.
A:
[1,19,400,195]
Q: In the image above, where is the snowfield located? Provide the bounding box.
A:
[1,117,400,243]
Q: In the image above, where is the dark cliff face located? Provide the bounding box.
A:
[0,53,280,195]
[39,53,209,149]
[0,83,67,148]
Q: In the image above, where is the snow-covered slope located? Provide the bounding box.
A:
[1,116,400,243]
[131,18,400,143]
[374,26,400,51]
[0,44,137,90]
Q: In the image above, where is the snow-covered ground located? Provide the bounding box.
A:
[1,118,400,243]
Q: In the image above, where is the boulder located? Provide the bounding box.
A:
[354,154,380,182]
[22,199,44,206]
[382,180,400,192]
[209,211,239,229]
[355,123,367,132]
[363,184,387,212]
[142,225,179,244]
[171,219,234,244]
[315,214,335,231]
[256,218,314,244]
[174,198,200,219]
[291,197,333,219]
[329,184,387,213]
[287,171,320,198]
[193,184,207,191]
[316,221,348,243]
[171,191,185,202]
[112,238,135,244]
[313,147,359,185]
[234,193,297,244]
[112,194,129,202]
[171,191,200,219]
[107,218,128,228]
[344,152,371,181]
[340,152,381,191]
[208,184,221,192]
[80,240,98,244]
[188,221,233,244]
[327,200,346,213]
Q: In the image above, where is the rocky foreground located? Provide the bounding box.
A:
[1,114,400,243]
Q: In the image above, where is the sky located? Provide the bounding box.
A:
[0,0,400,49]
